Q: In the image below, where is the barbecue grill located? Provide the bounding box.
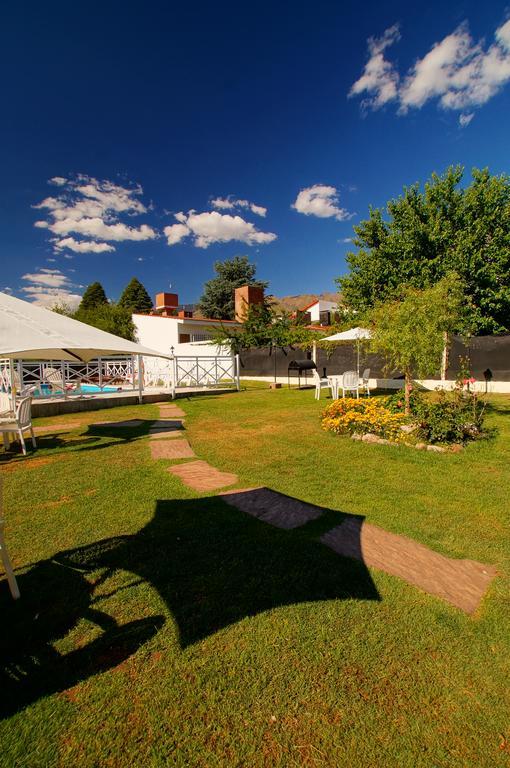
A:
[287,359,317,388]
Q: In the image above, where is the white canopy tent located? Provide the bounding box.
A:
[321,327,372,376]
[0,291,171,401]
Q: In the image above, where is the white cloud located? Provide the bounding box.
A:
[211,196,267,217]
[340,237,353,243]
[459,112,474,126]
[292,185,352,221]
[33,174,156,253]
[164,210,277,248]
[349,25,401,109]
[20,268,82,309]
[52,236,116,254]
[351,19,510,120]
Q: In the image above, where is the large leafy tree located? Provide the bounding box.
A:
[79,282,108,311]
[118,277,153,314]
[198,255,268,320]
[338,167,510,333]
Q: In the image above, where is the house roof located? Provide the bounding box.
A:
[132,313,241,325]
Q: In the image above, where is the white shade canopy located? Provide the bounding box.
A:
[0,292,169,362]
[321,326,372,342]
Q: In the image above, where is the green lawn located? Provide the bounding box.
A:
[1,386,509,767]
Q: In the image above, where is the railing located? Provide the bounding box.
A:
[0,354,240,400]
[170,355,240,397]
[0,357,136,398]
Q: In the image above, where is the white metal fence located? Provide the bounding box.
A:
[0,354,240,400]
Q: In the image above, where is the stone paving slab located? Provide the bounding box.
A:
[321,519,497,614]
[158,405,186,418]
[34,421,83,434]
[219,487,324,530]
[94,419,144,428]
[149,420,184,439]
[169,460,238,492]
[149,439,195,460]
[149,430,184,440]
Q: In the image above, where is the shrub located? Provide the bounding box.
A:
[385,388,489,444]
[411,389,487,444]
[322,398,406,440]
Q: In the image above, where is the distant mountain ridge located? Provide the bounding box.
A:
[270,292,341,314]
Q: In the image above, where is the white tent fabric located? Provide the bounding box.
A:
[0,292,169,362]
[321,327,372,376]
[321,327,372,342]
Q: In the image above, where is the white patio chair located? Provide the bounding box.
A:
[0,396,36,455]
[0,519,20,599]
[341,370,359,399]
[42,367,82,397]
[359,368,371,396]
[312,369,331,400]
[0,392,13,417]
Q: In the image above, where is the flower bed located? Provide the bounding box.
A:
[321,398,406,441]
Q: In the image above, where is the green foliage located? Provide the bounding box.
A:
[118,277,153,314]
[384,388,489,445]
[369,276,466,412]
[79,282,108,311]
[73,304,136,341]
[212,302,317,354]
[198,255,268,320]
[338,166,510,333]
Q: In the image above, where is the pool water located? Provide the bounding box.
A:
[36,383,122,396]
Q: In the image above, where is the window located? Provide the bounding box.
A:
[191,332,213,342]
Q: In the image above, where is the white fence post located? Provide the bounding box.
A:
[171,355,177,400]
[235,354,240,390]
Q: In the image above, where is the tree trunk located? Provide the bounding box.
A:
[440,331,449,380]
[404,371,412,416]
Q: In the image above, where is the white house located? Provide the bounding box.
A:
[133,312,240,357]
[300,298,339,325]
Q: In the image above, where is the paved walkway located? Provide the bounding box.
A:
[145,406,496,614]
[146,405,239,491]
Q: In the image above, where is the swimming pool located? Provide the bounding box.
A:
[36,383,123,396]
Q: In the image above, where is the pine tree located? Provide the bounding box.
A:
[79,282,108,311]
[118,277,153,314]
[198,256,268,320]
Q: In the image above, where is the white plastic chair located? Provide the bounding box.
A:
[341,370,359,399]
[359,368,371,396]
[42,367,82,397]
[312,369,331,400]
[0,396,36,455]
[0,519,20,599]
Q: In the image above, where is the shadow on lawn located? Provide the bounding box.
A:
[0,492,379,719]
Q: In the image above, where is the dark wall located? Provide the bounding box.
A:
[448,335,510,381]
[238,335,510,382]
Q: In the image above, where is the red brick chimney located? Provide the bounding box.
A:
[234,285,265,322]
[155,292,179,316]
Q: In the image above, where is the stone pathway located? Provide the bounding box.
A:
[169,461,238,492]
[143,409,496,614]
[158,404,186,419]
[219,486,496,613]
[219,487,323,529]
[150,439,195,460]
[149,420,184,439]
[321,519,496,614]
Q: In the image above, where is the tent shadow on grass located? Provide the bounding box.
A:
[0,492,379,719]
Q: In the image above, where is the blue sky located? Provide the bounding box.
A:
[2,1,510,308]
